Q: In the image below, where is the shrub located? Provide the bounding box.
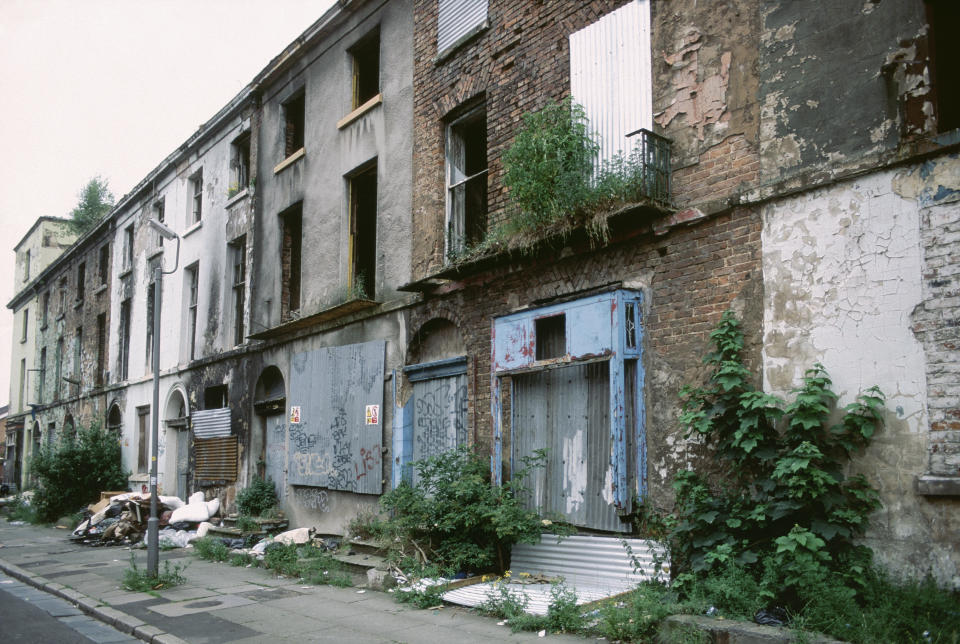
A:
[377,446,567,575]
[235,476,278,517]
[30,422,129,523]
[260,541,352,586]
[192,537,230,562]
[502,98,597,229]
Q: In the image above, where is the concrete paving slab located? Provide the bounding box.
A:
[99,589,158,605]
[208,582,263,594]
[148,592,256,617]
[154,586,220,602]
[154,611,261,644]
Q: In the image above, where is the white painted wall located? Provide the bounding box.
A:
[761,164,956,586]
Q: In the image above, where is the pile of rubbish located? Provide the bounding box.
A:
[72,491,220,547]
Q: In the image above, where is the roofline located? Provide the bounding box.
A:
[13,217,72,252]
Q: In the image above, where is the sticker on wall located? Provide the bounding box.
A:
[365,404,379,425]
[290,406,302,424]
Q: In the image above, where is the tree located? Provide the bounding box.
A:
[68,176,115,235]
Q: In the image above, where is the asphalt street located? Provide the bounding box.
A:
[0,571,138,643]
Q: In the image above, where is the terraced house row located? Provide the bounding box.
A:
[5,0,959,587]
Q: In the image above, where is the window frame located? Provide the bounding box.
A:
[444,102,488,258]
[348,162,378,300]
[350,27,381,110]
[282,91,306,160]
[189,170,204,224]
[230,235,247,345]
[185,263,199,360]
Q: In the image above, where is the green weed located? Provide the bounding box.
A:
[122,554,188,592]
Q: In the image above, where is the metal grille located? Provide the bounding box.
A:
[626,128,671,203]
[194,436,238,481]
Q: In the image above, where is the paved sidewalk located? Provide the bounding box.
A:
[0,521,596,644]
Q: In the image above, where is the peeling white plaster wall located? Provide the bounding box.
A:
[760,167,954,584]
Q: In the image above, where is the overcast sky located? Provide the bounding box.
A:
[0,0,338,407]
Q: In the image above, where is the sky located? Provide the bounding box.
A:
[0,0,337,407]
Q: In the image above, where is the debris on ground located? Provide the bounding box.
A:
[71,491,222,547]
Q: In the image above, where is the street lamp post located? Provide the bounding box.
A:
[146,218,180,577]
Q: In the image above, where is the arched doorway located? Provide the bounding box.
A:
[163,386,190,500]
[107,403,123,436]
[63,414,76,440]
[253,366,286,498]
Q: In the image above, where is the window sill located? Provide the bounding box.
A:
[337,94,382,130]
[182,220,203,238]
[434,21,490,65]
[55,313,65,322]
[118,267,133,279]
[274,148,305,175]
[148,247,164,260]
[73,299,84,310]
[94,284,108,296]
[39,323,48,332]
[226,188,250,209]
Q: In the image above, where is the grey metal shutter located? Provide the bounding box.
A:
[437,0,488,54]
[192,408,232,439]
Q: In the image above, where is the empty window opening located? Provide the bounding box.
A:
[76,262,86,301]
[123,225,134,270]
[58,278,67,315]
[446,104,488,256]
[107,403,122,435]
[283,92,306,158]
[146,281,156,371]
[280,204,302,317]
[535,314,566,360]
[47,422,56,448]
[185,263,199,360]
[351,28,380,108]
[204,385,228,409]
[231,236,246,345]
[137,406,150,473]
[99,244,110,285]
[119,298,131,380]
[42,292,49,327]
[349,163,378,299]
[54,337,63,401]
[231,133,251,194]
[19,359,26,410]
[928,0,960,132]
[38,347,46,403]
[153,198,166,247]
[96,313,106,386]
[21,307,29,341]
[190,170,203,224]
[23,249,30,282]
[74,327,83,383]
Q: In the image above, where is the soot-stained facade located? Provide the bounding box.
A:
[5,0,958,586]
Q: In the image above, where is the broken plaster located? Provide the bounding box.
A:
[654,29,731,141]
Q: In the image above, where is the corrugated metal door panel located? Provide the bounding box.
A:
[437,0,488,54]
[194,436,238,481]
[410,374,468,487]
[513,362,623,531]
[569,0,652,169]
[192,408,232,438]
[287,340,385,494]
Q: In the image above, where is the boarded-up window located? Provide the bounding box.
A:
[287,340,385,494]
[195,436,238,482]
[405,357,469,487]
[438,0,488,55]
[569,0,652,169]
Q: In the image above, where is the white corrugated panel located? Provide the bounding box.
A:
[570,0,652,169]
[437,0,488,54]
[442,534,669,614]
[192,408,232,439]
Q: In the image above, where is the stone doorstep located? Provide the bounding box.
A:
[661,615,844,644]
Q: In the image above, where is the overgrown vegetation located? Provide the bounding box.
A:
[122,554,188,592]
[359,446,568,576]
[451,98,668,264]
[235,476,278,518]
[661,311,960,643]
[191,537,351,586]
[30,422,129,523]
[3,494,38,523]
[68,176,115,235]
[260,542,352,587]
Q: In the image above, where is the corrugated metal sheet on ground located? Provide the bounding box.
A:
[192,408,232,438]
[442,534,668,614]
